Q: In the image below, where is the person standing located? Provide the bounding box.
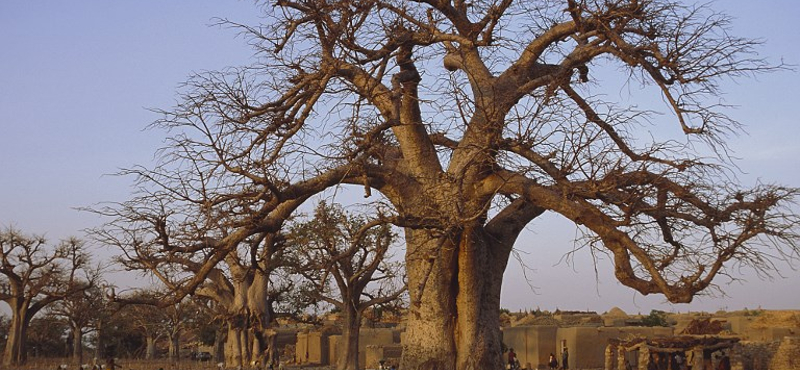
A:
[562,348,569,370]
[548,353,558,369]
[508,348,518,369]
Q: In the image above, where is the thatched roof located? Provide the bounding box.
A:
[605,307,629,318]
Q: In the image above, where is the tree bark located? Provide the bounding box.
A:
[214,327,225,362]
[145,335,157,360]
[402,226,509,370]
[3,300,31,366]
[168,333,180,362]
[225,322,246,367]
[338,306,363,370]
[454,227,506,370]
[264,330,278,368]
[71,324,83,365]
[402,229,458,370]
[247,269,272,368]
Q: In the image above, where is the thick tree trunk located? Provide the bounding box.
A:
[3,303,30,366]
[401,229,458,370]
[71,324,83,364]
[251,328,266,367]
[249,270,270,367]
[454,227,506,370]
[338,306,362,370]
[264,330,278,368]
[145,335,157,360]
[168,333,180,362]
[225,322,247,367]
[401,227,507,370]
[214,327,226,362]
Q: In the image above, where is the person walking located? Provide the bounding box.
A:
[561,348,569,370]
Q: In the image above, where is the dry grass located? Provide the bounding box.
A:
[0,358,225,370]
[0,359,334,370]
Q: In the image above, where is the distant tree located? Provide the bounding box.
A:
[85,285,122,362]
[26,313,68,359]
[0,228,94,366]
[640,310,670,327]
[287,201,406,370]
[92,212,296,368]
[123,290,168,360]
[98,0,799,369]
[50,276,105,365]
[188,297,227,361]
[163,296,196,363]
[97,302,144,359]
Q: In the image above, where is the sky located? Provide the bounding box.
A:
[1,1,798,316]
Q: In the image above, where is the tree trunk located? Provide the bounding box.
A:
[249,267,274,367]
[71,324,83,365]
[401,227,507,370]
[168,333,180,362]
[453,227,506,370]
[251,327,265,367]
[3,302,30,366]
[264,330,278,368]
[225,322,246,367]
[338,306,362,370]
[214,327,226,362]
[401,229,458,370]
[95,321,104,363]
[145,335,157,360]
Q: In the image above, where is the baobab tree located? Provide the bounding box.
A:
[50,281,106,365]
[92,205,296,368]
[120,290,168,360]
[101,1,799,369]
[287,201,406,370]
[0,228,95,366]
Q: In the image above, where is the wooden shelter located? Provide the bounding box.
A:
[605,336,739,370]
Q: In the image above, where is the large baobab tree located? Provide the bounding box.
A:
[287,201,406,370]
[0,228,94,366]
[100,1,799,369]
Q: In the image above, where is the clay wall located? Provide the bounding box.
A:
[303,327,399,367]
[726,316,755,337]
[295,331,330,365]
[503,325,558,369]
[746,327,796,342]
[365,344,403,369]
[556,326,673,369]
[358,328,398,366]
[328,335,340,366]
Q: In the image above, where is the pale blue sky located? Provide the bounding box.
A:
[1,1,798,314]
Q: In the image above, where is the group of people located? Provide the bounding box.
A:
[507,347,569,370]
[646,351,730,370]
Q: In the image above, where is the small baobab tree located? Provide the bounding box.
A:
[0,227,94,366]
[50,276,105,365]
[287,201,406,370]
